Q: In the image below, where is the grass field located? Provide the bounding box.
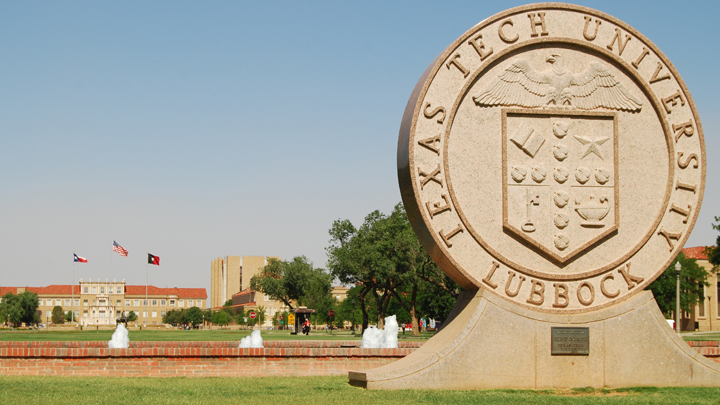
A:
[0,329,435,342]
[1,376,719,404]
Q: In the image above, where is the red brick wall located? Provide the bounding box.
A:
[0,341,417,377]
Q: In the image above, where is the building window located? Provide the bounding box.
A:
[197,300,202,307]
[83,310,88,316]
[83,300,88,306]
[99,300,106,306]
[161,300,166,306]
[92,287,97,294]
[65,299,71,306]
[161,311,166,317]
[74,310,79,317]
[100,287,105,294]
[116,287,122,294]
[179,300,184,307]
[152,311,157,318]
[116,300,121,306]
[188,300,194,307]
[134,300,140,306]
[74,299,79,306]
[143,311,147,318]
[143,300,148,306]
[170,300,175,307]
[152,300,157,306]
[84,287,89,294]
[46,311,51,318]
[99,311,106,318]
[125,300,131,306]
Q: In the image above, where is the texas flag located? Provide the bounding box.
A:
[74,253,88,263]
[148,253,160,266]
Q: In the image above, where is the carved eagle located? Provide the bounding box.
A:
[473,54,642,112]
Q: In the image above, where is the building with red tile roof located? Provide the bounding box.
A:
[682,246,718,332]
[2,280,206,327]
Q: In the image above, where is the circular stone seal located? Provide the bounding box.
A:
[398,3,705,313]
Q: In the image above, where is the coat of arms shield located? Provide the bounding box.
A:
[502,109,619,263]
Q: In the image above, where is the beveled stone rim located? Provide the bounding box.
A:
[398,2,706,313]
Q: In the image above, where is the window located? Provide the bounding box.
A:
[65,299,71,306]
[188,300,194,307]
[99,310,106,318]
[46,310,51,318]
[83,310,88,316]
[100,287,105,294]
[161,300,166,306]
[134,300,140,306]
[143,311,147,318]
[74,310,79,317]
[197,300,202,307]
[117,287,122,294]
[99,300,106,306]
[125,300,131,306]
[83,299,88,306]
[116,300,120,306]
[152,300,157,306]
[92,287,97,294]
[161,311,166,317]
[74,299,79,306]
[83,287,88,294]
[152,311,157,318]
[179,300,184,307]
[143,300,148,306]
[170,300,175,307]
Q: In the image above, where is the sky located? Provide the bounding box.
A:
[0,1,717,306]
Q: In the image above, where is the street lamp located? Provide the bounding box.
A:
[675,261,682,333]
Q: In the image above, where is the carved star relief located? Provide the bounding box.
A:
[574,135,609,160]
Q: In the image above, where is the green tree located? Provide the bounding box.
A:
[256,306,267,326]
[127,311,138,322]
[236,308,247,327]
[184,307,203,327]
[250,256,333,311]
[64,311,73,323]
[51,306,65,324]
[327,211,399,330]
[706,216,720,269]
[647,252,709,317]
[212,310,231,328]
[1,291,40,327]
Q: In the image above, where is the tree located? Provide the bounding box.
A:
[184,307,203,327]
[163,309,184,325]
[256,306,267,326]
[212,310,231,328]
[250,256,333,311]
[64,311,73,323]
[647,252,709,317]
[327,211,400,330]
[51,306,65,324]
[706,216,720,270]
[127,311,138,322]
[1,291,40,327]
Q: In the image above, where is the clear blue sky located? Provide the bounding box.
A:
[1,1,717,305]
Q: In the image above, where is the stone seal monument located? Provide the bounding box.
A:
[349,3,715,389]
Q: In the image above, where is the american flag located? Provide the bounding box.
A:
[113,240,128,257]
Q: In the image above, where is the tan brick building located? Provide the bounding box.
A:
[1,280,206,326]
[210,255,278,308]
[686,246,719,331]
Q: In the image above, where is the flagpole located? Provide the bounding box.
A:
[72,250,75,324]
[110,237,113,324]
[146,251,149,327]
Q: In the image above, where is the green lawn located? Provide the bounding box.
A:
[1,376,719,404]
[0,328,436,342]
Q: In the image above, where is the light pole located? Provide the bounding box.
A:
[675,261,682,333]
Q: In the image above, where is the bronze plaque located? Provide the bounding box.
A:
[551,327,589,355]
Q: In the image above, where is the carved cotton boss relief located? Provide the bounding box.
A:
[398,4,705,313]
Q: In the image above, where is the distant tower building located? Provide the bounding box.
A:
[210,256,277,308]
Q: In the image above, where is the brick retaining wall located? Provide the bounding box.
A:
[0,341,419,377]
